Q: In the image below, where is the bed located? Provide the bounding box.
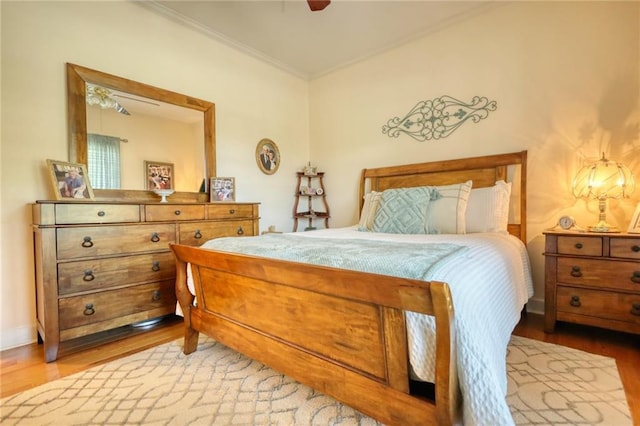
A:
[171,151,532,426]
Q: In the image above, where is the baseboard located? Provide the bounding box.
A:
[1,325,36,351]
[526,297,544,315]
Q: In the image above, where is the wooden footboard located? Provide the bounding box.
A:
[171,243,461,426]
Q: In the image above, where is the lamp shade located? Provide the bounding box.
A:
[572,153,635,200]
[571,153,635,232]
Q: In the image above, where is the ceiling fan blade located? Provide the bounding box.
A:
[307,0,330,11]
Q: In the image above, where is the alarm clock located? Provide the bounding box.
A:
[558,215,576,230]
[553,215,585,232]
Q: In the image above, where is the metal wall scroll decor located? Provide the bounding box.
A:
[382,95,497,141]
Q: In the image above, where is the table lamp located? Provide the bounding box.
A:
[572,153,635,232]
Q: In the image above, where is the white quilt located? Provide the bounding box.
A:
[185,227,534,426]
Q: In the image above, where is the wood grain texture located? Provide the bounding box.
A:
[32,200,259,362]
[171,243,460,425]
[544,231,640,335]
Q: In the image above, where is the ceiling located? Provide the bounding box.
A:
[140,0,496,80]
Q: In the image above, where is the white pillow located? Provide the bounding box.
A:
[466,180,512,233]
[358,191,382,231]
[427,180,472,234]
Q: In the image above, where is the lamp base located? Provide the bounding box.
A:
[588,220,620,233]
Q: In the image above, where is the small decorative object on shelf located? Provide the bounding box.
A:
[153,189,175,203]
[304,162,317,176]
[292,168,330,231]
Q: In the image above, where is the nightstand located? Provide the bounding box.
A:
[543,231,640,334]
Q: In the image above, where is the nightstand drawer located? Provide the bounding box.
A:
[58,252,176,295]
[557,286,640,325]
[145,204,205,222]
[610,237,640,260]
[57,224,176,260]
[557,236,602,256]
[557,257,640,292]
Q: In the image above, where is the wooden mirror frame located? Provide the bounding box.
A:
[67,63,215,201]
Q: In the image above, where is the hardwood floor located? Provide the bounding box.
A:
[1,313,638,424]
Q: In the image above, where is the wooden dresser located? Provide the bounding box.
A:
[32,200,259,362]
[544,231,640,335]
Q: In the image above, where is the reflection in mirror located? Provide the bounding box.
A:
[86,88,204,191]
[67,63,215,200]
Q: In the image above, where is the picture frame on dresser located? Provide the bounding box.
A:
[144,160,174,190]
[628,203,640,233]
[210,177,235,202]
[46,159,94,200]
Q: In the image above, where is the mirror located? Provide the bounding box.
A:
[67,63,215,201]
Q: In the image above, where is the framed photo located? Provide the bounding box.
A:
[46,159,94,200]
[255,138,280,175]
[628,204,640,233]
[210,177,235,202]
[144,161,174,190]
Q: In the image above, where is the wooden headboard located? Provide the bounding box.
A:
[359,151,528,243]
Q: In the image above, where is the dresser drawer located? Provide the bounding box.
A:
[557,286,640,325]
[557,236,602,256]
[56,204,140,224]
[145,204,205,222]
[557,257,640,292]
[207,204,256,220]
[58,252,176,295]
[57,224,176,260]
[58,280,176,330]
[178,220,255,246]
[610,237,640,260]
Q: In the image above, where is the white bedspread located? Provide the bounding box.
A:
[185,227,534,426]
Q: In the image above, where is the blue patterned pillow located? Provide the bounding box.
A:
[372,187,441,234]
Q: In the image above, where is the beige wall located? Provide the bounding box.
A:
[1,1,309,349]
[1,1,639,350]
[309,1,640,313]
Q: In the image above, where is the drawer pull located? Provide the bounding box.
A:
[83,270,95,281]
[570,266,582,278]
[152,261,160,272]
[83,303,95,316]
[631,303,640,316]
[97,210,106,217]
[194,229,202,239]
[574,243,583,249]
[174,210,181,216]
[152,290,161,301]
[633,245,640,253]
[150,232,160,243]
[236,226,244,236]
[570,295,581,307]
[229,209,236,214]
[631,271,640,284]
[81,236,94,248]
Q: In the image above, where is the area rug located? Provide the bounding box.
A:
[0,335,631,425]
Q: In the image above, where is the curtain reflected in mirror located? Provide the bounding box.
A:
[88,134,121,189]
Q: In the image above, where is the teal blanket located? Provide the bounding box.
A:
[200,234,466,281]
